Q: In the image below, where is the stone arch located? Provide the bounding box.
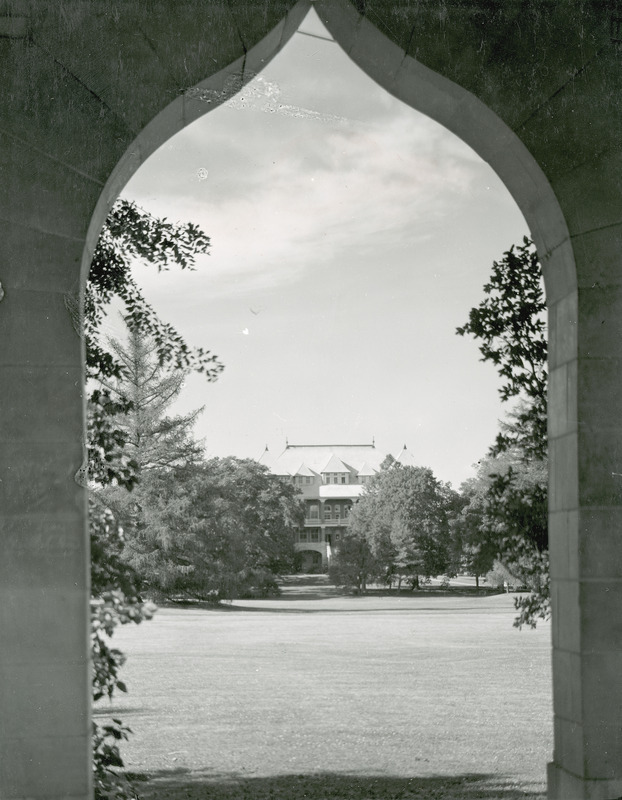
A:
[1,3,620,799]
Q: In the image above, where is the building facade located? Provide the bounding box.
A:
[262,443,417,570]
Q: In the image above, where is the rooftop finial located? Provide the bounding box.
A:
[286,435,289,447]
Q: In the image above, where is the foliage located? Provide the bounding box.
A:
[456,237,546,460]
[328,513,386,594]
[89,499,156,799]
[93,719,139,800]
[86,198,223,491]
[98,328,205,475]
[457,238,549,626]
[331,463,452,592]
[87,199,218,797]
[120,457,304,602]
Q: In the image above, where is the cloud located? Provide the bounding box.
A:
[124,16,495,300]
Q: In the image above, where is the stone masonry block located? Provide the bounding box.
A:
[548,292,578,371]
[0,584,88,667]
[573,223,622,291]
[577,357,622,434]
[551,578,580,653]
[579,508,622,579]
[551,149,622,240]
[549,510,579,581]
[553,715,584,778]
[0,441,85,515]
[0,289,82,367]
[548,362,578,441]
[0,221,84,294]
[0,365,83,444]
[0,514,87,592]
[578,429,622,507]
[580,581,622,655]
[0,733,90,798]
[0,132,100,241]
[578,285,622,361]
[552,648,582,725]
[541,237,578,308]
[549,433,579,514]
[0,660,89,740]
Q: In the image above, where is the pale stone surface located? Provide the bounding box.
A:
[579,509,622,578]
[551,648,582,724]
[551,578,581,653]
[1,2,621,798]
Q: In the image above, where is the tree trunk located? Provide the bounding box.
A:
[475,574,480,589]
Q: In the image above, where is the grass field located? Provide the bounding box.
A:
[95,579,552,800]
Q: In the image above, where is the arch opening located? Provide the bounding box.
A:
[83,4,573,798]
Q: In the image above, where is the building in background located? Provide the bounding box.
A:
[261,442,417,571]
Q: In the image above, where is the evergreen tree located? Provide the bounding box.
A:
[122,457,304,601]
[87,199,220,797]
[99,327,204,475]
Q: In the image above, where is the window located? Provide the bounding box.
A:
[309,504,319,520]
[345,505,351,518]
[340,473,347,484]
[299,530,308,542]
[334,505,341,519]
[324,504,332,520]
[310,529,320,542]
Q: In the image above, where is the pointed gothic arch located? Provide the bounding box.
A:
[1,2,620,798]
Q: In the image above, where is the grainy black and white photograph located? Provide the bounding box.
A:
[1,2,620,799]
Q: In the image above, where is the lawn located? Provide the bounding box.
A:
[95,581,552,799]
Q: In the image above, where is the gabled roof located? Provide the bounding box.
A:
[321,453,351,474]
[357,461,377,476]
[294,462,316,477]
[257,446,275,469]
[395,444,418,467]
[270,443,385,477]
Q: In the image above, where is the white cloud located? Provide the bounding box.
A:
[128,102,483,300]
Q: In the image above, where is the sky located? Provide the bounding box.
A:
[117,8,530,488]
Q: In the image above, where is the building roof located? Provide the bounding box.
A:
[270,443,386,477]
[357,460,377,476]
[394,444,418,467]
[321,453,352,474]
[293,462,316,477]
[257,446,275,469]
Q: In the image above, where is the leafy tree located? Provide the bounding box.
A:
[457,238,549,626]
[456,237,546,460]
[121,457,304,601]
[334,464,451,592]
[86,198,223,490]
[87,199,220,796]
[328,525,384,594]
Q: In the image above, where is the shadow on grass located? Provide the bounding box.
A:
[128,769,546,799]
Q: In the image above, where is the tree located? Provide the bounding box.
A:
[333,463,452,592]
[100,327,204,474]
[87,199,221,797]
[457,238,549,626]
[456,237,546,460]
[329,488,391,593]
[86,199,223,490]
[121,457,304,601]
